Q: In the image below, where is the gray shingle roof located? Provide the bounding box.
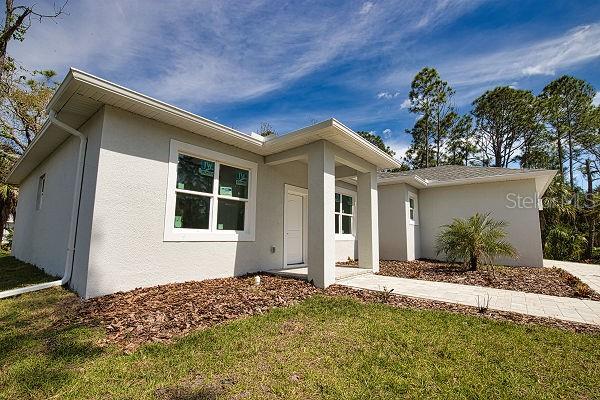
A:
[378,165,551,183]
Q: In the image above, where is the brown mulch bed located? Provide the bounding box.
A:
[64,273,600,352]
[338,259,600,301]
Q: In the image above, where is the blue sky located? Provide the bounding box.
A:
[9,0,600,159]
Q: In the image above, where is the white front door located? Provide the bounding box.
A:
[285,193,304,265]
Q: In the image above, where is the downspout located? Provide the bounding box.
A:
[0,112,87,299]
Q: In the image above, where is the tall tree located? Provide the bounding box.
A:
[0,67,56,162]
[1,1,67,76]
[408,67,441,168]
[356,131,395,157]
[431,78,455,165]
[404,117,434,169]
[445,114,475,166]
[472,86,539,167]
[0,66,57,236]
[539,76,596,189]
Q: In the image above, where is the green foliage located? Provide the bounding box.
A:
[539,75,597,188]
[471,86,540,167]
[356,130,396,157]
[445,114,476,166]
[258,121,276,137]
[404,117,435,168]
[435,213,518,270]
[543,224,587,261]
[406,67,458,168]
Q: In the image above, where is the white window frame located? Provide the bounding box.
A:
[164,139,257,242]
[36,174,46,211]
[408,192,419,225]
[335,187,356,240]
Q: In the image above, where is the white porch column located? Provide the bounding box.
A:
[357,169,379,272]
[307,141,336,288]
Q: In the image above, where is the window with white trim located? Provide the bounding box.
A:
[164,140,257,241]
[408,193,418,224]
[36,174,46,211]
[335,192,354,235]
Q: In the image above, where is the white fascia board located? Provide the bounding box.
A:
[57,68,264,149]
[377,170,558,192]
[264,119,402,169]
[330,118,402,169]
[377,175,428,188]
[424,170,558,189]
[6,120,52,184]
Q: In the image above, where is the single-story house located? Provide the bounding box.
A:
[6,69,556,298]
[376,166,555,267]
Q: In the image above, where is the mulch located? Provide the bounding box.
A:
[63,272,600,352]
[338,259,600,301]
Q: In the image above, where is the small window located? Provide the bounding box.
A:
[334,192,354,235]
[408,194,418,224]
[36,174,46,210]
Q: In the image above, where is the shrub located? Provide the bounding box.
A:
[574,282,593,298]
[435,213,518,271]
[543,224,587,261]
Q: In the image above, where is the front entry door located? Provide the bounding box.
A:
[285,193,304,265]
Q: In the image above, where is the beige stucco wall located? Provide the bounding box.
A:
[12,110,104,282]
[418,179,543,267]
[378,183,419,261]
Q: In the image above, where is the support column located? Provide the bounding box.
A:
[307,141,336,288]
[357,169,379,272]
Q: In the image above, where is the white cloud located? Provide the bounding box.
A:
[593,92,600,106]
[382,128,392,139]
[10,0,480,107]
[388,139,411,160]
[377,91,401,99]
[359,1,374,15]
[446,24,600,86]
[383,23,600,99]
[400,98,411,109]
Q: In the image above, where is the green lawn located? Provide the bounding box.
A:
[0,251,58,291]
[1,285,599,400]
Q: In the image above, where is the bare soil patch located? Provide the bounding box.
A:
[69,273,600,351]
[338,259,600,300]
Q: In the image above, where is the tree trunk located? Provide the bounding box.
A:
[424,115,430,168]
[468,254,477,271]
[557,132,564,182]
[436,114,441,166]
[585,159,595,260]
[568,130,574,191]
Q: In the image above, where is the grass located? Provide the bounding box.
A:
[1,289,599,399]
[0,251,58,291]
[0,255,599,399]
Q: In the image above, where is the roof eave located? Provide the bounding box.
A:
[377,170,559,191]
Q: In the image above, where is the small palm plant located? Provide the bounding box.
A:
[435,213,518,271]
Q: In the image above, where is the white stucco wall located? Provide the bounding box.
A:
[418,179,543,267]
[81,107,307,296]
[378,183,419,260]
[12,137,78,277]
[79,107,361,297]
[70,110,105,295]
[12,111,104,280]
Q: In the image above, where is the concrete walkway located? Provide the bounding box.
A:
[268,266,371,281]
[337,273,600,326]
[544,259,600,294]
